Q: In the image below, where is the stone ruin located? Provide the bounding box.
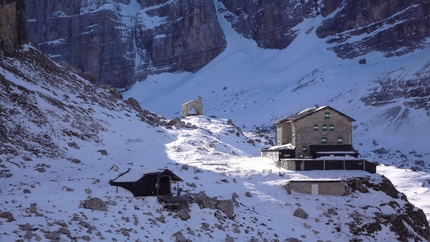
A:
[182,96,203,117]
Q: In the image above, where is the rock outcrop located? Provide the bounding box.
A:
[316,0,430,58]
[360,62,430,115]
[0,0,28,53]
[218,0,318,49]
[219,0,430,57]
[346,176,430,241]
[24,0,226,88]
[25,1,138,88]
[135,0,226,74]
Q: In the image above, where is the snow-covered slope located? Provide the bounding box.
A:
[1,45,429,241]
[124,1,430,172]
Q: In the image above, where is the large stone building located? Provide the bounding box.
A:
[273,105,357,158]
[260,105,376,173]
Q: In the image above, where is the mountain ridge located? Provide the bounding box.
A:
[24,0,430,88]
[1,4,430,240]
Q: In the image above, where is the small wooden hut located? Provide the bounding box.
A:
[109,169,183,197]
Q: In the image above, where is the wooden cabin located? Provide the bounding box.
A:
[109,169,184,197]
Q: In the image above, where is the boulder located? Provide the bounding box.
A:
[0,211,15,222]
[293,208,308,219]
[194,192,216,209]
[82,197,108,212]
[216,200,235,219]
[177,209,190,221]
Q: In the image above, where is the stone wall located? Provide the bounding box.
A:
[260,150,279,162]
[293,107,353,158]
[287,180,346,196]
[275,121,292,146]
[275,107,354,158]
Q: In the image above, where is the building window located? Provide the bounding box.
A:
[314,124,318,131]
[329,124,334,131]
[302,145,307,152]
[322,124,327,131]
[321,137,327,144]
[325,112,330,119]
[337,137,343,144]
[283,154,291,158]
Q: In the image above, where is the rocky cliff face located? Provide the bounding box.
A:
[315,0,430,58]
[25,0,137,88]
[218,0,321,49]
[24,0,226,88]
[0,0,28,54]
[25,0,430,87]
[219,0,430,56]
[135,0,226,74]
[219,0,299,49]
[346,176,430,241]
[360,62,430,114]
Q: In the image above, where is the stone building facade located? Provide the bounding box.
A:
[285,180,346,196]
[274,106,355,158]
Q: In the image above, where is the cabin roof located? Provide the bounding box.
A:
[274,106,355,124]
[110,169,183,183]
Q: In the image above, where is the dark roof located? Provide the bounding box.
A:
[145,169,183,182]
[274,106,355,124]
[309,145,359,157]
[110,169,183,183]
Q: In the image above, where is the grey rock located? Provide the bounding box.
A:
[62,186,74,192]
[58,227,71,235]
[168,118,186,128]
[34,233,42,241]
[44,231,58,240]
[172,231,187,242]
[293,208,308,219]
[194,192,215,209]
[97,149,108,156]
[20,223,33,231]
[81,235,91,241]
[216,199,234,219]
[24,231,33,240]
[83,197,108,211]
[177,209,190,221]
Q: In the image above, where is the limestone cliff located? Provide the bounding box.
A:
[0,0,28,54]
[316,0,430,58]
[219,0,430,57]
[135,0,226,74]
[24,0,226,88]
[24,0,430,88]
